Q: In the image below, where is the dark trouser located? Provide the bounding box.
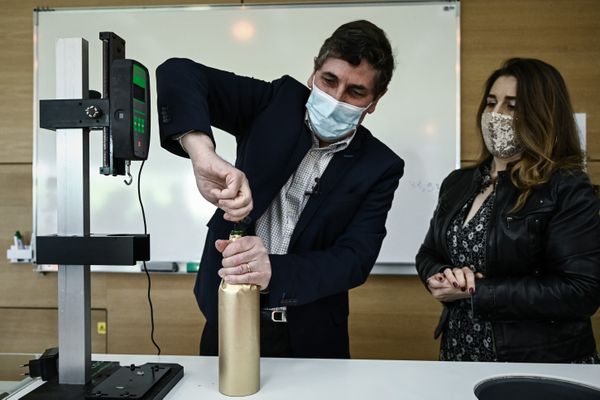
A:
[200,315,293,357]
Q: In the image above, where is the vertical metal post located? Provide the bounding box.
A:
[56,38,91,385]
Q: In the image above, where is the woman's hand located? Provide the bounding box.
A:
[426,267,483,302]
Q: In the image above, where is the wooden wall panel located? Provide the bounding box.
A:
[0,354,34,381]
[587,161,600,187]
[104,273,203,355]
[0,307,107,353]
[0,164,32,264]
[593,313,600,352]
[0,263,108,310]
[461,0,600,162]
[0,3,35,163]
[349,275,441,360]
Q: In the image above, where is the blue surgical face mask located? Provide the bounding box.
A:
[306,78,371,142]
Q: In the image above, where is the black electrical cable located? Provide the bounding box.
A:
[137,160,161,356]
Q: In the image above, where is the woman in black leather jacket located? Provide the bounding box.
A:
[416,58,600,363]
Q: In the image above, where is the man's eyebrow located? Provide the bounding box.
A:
[320,71,370,93]
[320,71,338,80]
[347,83,369,93]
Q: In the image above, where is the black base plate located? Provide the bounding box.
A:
[21,362,183,400]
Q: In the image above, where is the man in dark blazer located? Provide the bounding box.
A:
[156,20,404,358]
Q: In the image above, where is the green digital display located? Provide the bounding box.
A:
[133,64,146,103]
[133,64,146,89]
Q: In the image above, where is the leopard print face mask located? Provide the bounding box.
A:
[481,112,524,158]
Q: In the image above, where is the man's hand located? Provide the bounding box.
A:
[215,236,272,290]
[182,132,253,221]
[426,267,484,303]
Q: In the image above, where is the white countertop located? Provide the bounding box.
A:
[10,355,600,399]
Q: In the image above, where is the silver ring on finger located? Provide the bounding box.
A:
[245,263,252,274]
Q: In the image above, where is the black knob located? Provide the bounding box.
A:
[85,105,102,118]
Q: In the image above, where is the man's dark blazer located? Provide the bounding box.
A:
[156,58,404,358]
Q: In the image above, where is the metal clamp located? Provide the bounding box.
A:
[40,98,110,130]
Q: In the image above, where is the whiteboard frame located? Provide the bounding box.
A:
[33,1,461,273]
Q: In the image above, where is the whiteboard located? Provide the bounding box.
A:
[34,2,460,266]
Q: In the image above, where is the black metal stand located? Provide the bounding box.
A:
[36,234,150,265]
[34,32,181,399]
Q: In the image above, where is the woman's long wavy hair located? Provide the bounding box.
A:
[476,58,584,212]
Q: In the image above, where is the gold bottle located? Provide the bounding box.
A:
[218,227,260,396]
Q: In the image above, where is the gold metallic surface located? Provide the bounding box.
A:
[218,281,260,396]
[218,230,260,396]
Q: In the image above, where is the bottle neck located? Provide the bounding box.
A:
[229,229,245,241]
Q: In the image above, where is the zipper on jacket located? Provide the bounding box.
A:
[506,216,513,229]
[485,175,499,361]
[490,322,498,361]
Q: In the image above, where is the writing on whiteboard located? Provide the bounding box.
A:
[408,180,441,193]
